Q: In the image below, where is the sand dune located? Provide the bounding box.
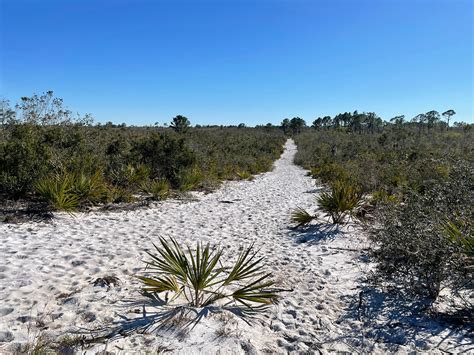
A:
[0,140,471,353]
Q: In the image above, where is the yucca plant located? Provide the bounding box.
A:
[35,173,79,211]
[291,207,317,227]
[139,237,277,310]
[317,180,362,224]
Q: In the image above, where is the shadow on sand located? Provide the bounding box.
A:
[333,283,474,352]
[76,292,260,346]
[288,223,341,244]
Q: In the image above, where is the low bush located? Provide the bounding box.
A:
[142,179,170,200]
[71,170,108,205]
[317,180,362,224]
[35,173,79,211]
[139,237,277,310]
[371,163,473,302]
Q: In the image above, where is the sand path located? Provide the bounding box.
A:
[0,139,470,353]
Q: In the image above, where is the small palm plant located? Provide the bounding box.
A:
[317,180,362,224]
[442,219,474,259]
[141,179,170,200]
[139,237,277,310]
[35,172,79,211]
[291,207,317,227]
[71,170,107,204]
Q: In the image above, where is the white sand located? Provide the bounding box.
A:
[0,139,471,353]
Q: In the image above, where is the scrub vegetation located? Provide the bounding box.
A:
[0,92,285,212]
[291,111,473,313]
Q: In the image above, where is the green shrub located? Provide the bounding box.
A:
[236,170,252,180]
[71,170,108,204]
[132,133,196,189]
[141,179,170,200]
[110,163,150,189]
[371,163,473,302]
[178,166,205,191]
[139,237,277,310]
[317,180,362,224]
[106,186,135,203]
[35,173,79,211]
[311,162,350,184]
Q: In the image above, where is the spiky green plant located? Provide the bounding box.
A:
[317,180,362,224]
[442,219,474,258]
[71,170,107,204]
[291,207,316,227]
[35,173,79,211]
[139,237,277,309]
[141,179,170,200]
[236,170,252,180]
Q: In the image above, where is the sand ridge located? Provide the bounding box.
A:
[0,139,471,353]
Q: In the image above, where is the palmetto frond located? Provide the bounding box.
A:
[291,207,316,227]
[138,275,181,294]
[139,237,278,310]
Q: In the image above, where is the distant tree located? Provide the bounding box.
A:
[442,109,456,129]
[12,91,93,126]
[321,116,332,129]
[332,114,341,128]
[0,99,16,125]
[412,113,426,133]
[170,115,190,133]
[365,112,382,133]
[349,112,363,133]
[390,115,405,127]
[312,117,323,130]
[280,118,291,135]
[289,117,306,134]
[238,123,246,128]
[453,121,471,132]
[425,110,440,130]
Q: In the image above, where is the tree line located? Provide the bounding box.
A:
[279,109,470,135]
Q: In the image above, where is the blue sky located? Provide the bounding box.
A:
[1,0,472,126]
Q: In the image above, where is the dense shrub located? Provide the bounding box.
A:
[294,121,473,310]
[371,163,473,302]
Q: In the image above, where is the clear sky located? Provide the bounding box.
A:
[1,0,472,126]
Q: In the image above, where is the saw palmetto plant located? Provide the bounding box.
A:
[317,180,362,224]
[138,237,277,310]
[290,207,317,227]
[35,172,79,211]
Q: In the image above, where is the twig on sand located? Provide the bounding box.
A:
[327,246,369,252]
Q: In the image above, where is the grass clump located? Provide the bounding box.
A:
[317,180,362,224]
[139,237,277,310]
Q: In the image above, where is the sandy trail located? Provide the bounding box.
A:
[0,139,471,353]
